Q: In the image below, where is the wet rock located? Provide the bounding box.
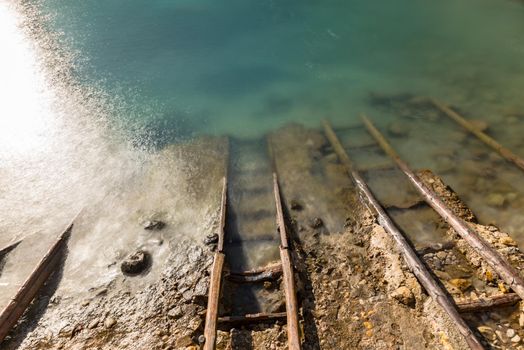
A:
[168,306,183,319]
[310,217,324,229]
[204,233,219,245]
[142,220,165,231]
[176,335,194,347]
[486,193,506,207]
[391,286,414,306]
[507,329,516,338]
[104,317,116,328]
[121,250,151,275]
[512,335,521,343]
[500,236,518,247]
[449,278,471,292]
[290,199,303,211]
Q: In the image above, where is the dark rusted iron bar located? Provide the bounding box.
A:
[0,215,78,343]
[323,120,484,350]
[204,177,228,350]
[0,240,22,258]
[456,293,520,313]
[361,115,524,301]
[430,98,524,172]
[273,173,301,350]
[218,312,287,324]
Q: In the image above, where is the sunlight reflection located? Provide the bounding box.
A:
[0,3,55,157]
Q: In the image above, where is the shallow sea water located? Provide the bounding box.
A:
[2,0,524,301]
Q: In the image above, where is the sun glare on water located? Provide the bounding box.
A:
[0,2,56,158]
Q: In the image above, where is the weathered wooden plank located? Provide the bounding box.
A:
[204,252,225,350]
[0,216,77,342]
[362,115,524,301]
[323,120,484,350]
[226,264,283,283]
[218,312,287,324]
[456,293,520,313]
[218,177,228,253]
[431,98,524,172]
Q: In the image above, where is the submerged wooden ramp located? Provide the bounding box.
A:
[323,120,485,350]
[203,163,300,349]
[0,214,79,342]
[361,115,524,301]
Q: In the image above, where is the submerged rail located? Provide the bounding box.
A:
[430,98,524,172]
[204,177,228,350]
[322,120,484,350]
[0,213,80,342]
[204,140,300,350]
[361,115,524,302]
[273,173,301,350]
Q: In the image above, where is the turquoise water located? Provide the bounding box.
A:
[32,0,524,141]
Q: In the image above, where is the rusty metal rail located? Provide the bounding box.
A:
[203,144,301,350]
[361,114,524,302]
[323,120,484,350]
[0,213,80,342]
[430,98,524,172]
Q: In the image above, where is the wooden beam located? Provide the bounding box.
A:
[218,177,227,252]
[218,312,287,324]
[273,173,301,350]
[456,293,520,313]
[0,216,78,342]
[226,264,283,283]
[204,252,225,350]
[430,98,524,172]
[323,120,484,350]
[361,115,524,302]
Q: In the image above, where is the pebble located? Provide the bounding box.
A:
[104,317,117,328]
[507,329,516,338]
[519,313,524,327]
[449,278,471,292]
[143,220,165,231]
[203,234,218,245]
[486,193,506,207]
[391,286,415,306]
[168,306,183,319]
[88,319,99,329]
[512,335,521,343]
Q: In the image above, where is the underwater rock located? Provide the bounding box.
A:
[121,250,151,275]
[486,193,506,207]
[204,233,219,245]
[310,217,324,229]
[143,220,165,231]
[388,121,409,137]
[290,199,303,211]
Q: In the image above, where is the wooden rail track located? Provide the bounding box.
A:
[323,120,485,349]
[0,213,80,342]
[430,98,524,172]
[203,146,301,350]
[361,115,524,302]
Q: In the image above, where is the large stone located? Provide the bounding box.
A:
[121,250,151,275]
